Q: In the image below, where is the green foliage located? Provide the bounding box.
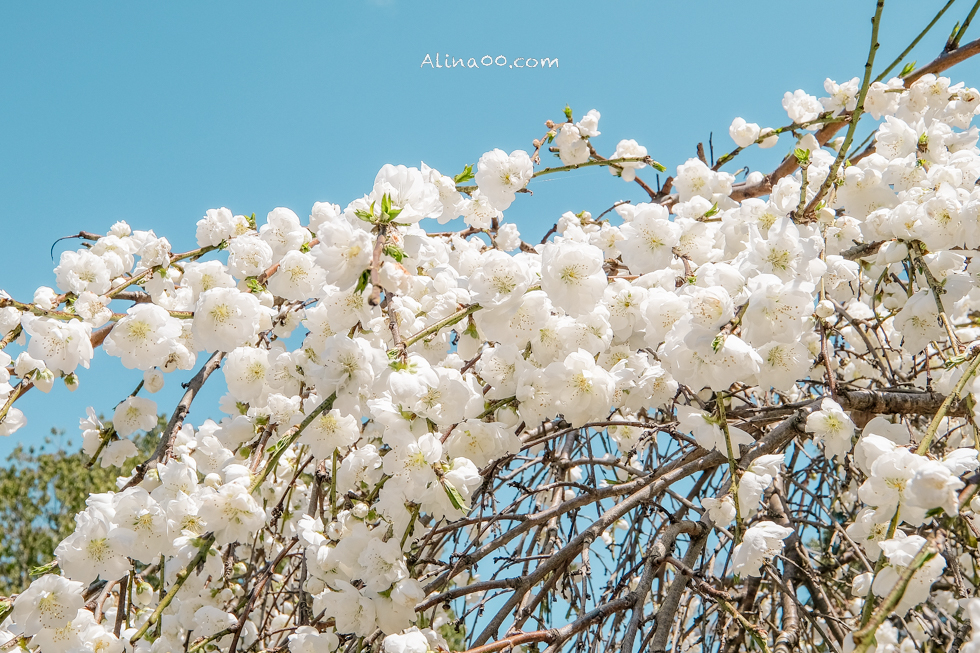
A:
[383,244,406,262]
[453,163,474,184]
[354,269,372,294]
[793,147,811,166]
[245,276,266,293]
[442,480,468,511]
[354,192,403,224]
[0,417,160,596]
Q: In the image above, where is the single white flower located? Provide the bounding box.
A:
[475,148,533,211]
[732,521,793,577]
[805,398,855,460]
[104,304,182,370]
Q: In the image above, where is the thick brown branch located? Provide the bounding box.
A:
[727,38,980,205]
[839,388,970,417]
[647,522,710,653]
[905,37,980,85]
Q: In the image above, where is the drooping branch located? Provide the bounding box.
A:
[123,351,225,488]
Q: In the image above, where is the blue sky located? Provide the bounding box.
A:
[0,0,977,455]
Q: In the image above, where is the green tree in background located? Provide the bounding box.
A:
[0,417,160,596]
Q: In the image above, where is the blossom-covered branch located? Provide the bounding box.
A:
[5,7,980,653]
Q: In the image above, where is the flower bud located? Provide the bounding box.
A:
[134,579,156,606]
[143,367,164,393]
[852,572,873,597]
[815,300,836,319]
[33,368,55,393]
[971,494,980,514]
[758,127,779,149]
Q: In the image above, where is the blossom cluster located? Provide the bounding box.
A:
[1,70,980,653]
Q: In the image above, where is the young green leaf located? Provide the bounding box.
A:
[454,164,475,184]
[443,480,469,511]
[354,269,372,295]
[383,244,406,262]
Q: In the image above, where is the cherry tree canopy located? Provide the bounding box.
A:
[6,4,980,653]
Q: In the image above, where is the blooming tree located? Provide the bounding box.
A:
[10,5,980,653]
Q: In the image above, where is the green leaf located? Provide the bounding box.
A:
[453,164,475,184]
[30,560,58,577]
[949,21,961,44]
[899,60,917,77]
[355,201,378,223]
[381,193,392,216]
[247,213,257,230]
[651,161,667,172]
[793,148,810,166]
[711,334,724,353]
[266,435,290,455]
[702,202,720,219]
[383,244,406,263]
[388,357,413,371]
[945,350,974,369]
[354,269,372,294]
[563,104,573,121]
[245,277,266,294]
[443,480,469,511]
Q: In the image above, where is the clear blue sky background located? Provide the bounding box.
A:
[0,0,977,457]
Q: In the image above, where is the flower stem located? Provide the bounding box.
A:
[853,538,936,653]
[250,393,337,494]
[130,533,216,645]
[717,393,742,544]
[916,346,980,455]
